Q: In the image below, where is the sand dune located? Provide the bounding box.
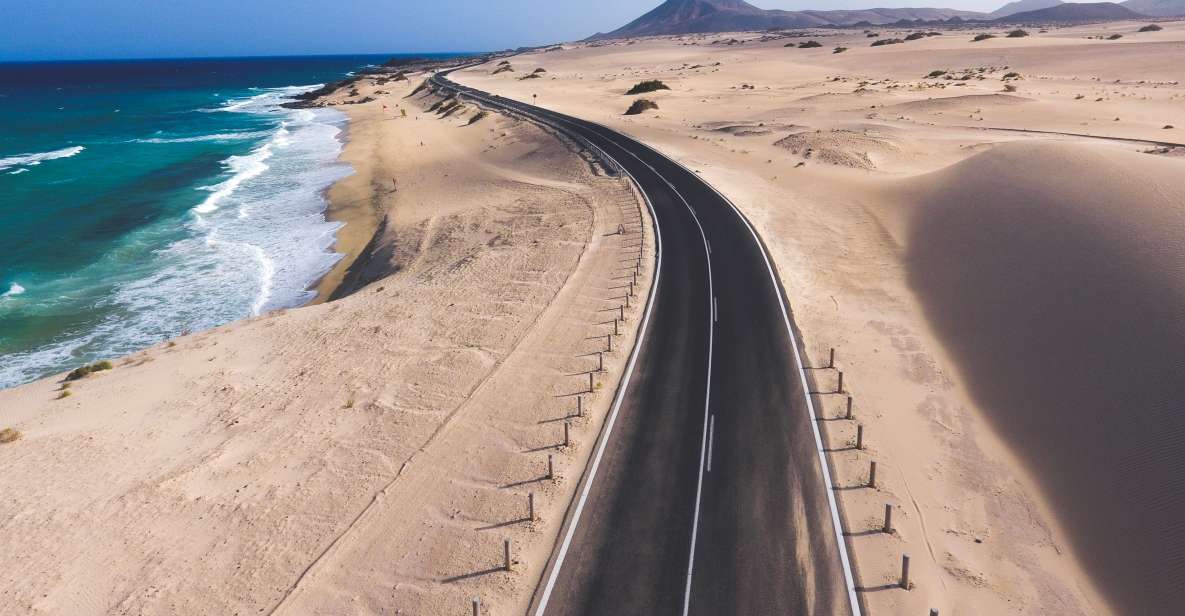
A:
[882,93,1033,113]
[901,141,1185,614]
[775,127,900,169]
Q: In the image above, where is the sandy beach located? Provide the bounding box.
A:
[3,17,1185,616]
[451,19,1185,614]
[0,70,654,615]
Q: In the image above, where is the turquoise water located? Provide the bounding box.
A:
[0,55,460,388]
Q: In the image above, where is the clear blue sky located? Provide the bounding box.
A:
[2,0,1003,61]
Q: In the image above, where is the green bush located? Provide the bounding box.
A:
[972,33,996,42]
[624,99,659,115]
[926,70,948,78]
[65,360,114,382]
[0,428,21,444]
[871,38,904,47]
[1139,24,1163,32]
[626,80,671,95]
[798,40,823,48]
[1008,29,1029,38]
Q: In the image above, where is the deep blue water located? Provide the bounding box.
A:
[0,54,465,388]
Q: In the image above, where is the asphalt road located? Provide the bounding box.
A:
[432,70,859,616]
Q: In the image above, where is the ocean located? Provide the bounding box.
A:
[0,54,462,389]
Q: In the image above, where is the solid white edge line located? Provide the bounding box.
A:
[488,119,666,615]
[542,114,718,616]
[707,414,716,474]
[620,138,864,616]
[445,76,857,615]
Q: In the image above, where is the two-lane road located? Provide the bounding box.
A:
[432,70,859,616]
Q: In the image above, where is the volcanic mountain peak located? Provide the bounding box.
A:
[593,0,986,39]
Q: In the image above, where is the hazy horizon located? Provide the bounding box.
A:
[4,0,1014,62]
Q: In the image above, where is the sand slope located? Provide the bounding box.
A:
[901,141,1185,615]
[0,79,653,615]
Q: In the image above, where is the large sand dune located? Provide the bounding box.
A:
[902,141,1185,614]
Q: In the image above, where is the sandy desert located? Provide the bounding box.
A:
[3,15,1185,616]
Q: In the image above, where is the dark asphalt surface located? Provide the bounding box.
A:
[432,70,856,616]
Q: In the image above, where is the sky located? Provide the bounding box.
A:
[2,0,1006,62]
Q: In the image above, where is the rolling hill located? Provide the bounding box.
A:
[990,0,1064,18]
[1121,0,1185,16]
[589,0,985,39]
[997,1,1145,21]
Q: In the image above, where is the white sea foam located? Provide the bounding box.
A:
[0,145,84,172]
[0,84,352,389]
[1,282,25,297]
[8,168,29,175]
[133,131,268,144]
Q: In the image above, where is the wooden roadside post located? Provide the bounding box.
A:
[547,454,555,480]
[563,421,570,447]
[846,396,853,420]
[883,503,893,533]
[504,539,512,571]
[528,492,536,521]
[472,597,480,616]
[869,460,878,488]
[900,554,911,589]
[856,424,864,450]
[837,371,844,394]
[829,347,835,368]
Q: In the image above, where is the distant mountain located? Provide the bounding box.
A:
[588,0,985,39]
[996,1,1145,21]
[990,0,1063,18]
[1121,0,1185,16]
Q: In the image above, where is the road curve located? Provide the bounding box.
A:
[432,69,860,616]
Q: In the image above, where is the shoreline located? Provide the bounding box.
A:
[310,113,381,303]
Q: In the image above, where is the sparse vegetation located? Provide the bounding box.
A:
[1139,24,1163,33]
[626,80,671,95]
[468,110,490,125]
[871,38,904,47]
[798,40,823,48]
[533,68,547,74]
[972,33,996,42]
[1003,84,1018,92]
[833,47,848,54]
[408,80,429,97]
[1108,33,1123,40]
[866,32,880,38]
[1167,125,1176,129]
[905,32,926,41]
[1008,29,1029,38]
[624,99,659,115]
[57,389,72,399]
[0,428,21,444]
[65,360,113,382]
[492,65,513,75]
[926,70,948,78]
[1003,72,1022,80]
